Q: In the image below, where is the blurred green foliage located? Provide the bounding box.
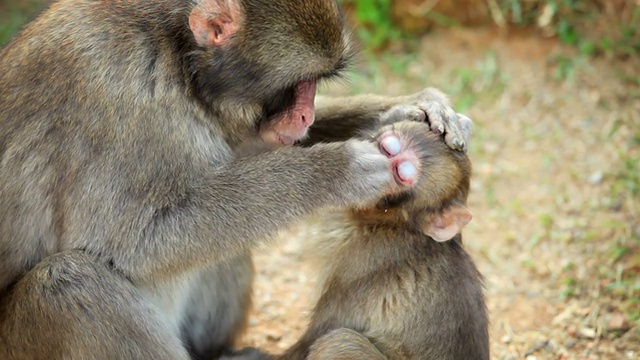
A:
[0,0,49,46]
[499,0,640,57]
[338,0,401,50]
[341,0,639,57]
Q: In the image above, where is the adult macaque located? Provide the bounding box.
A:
[0,0,468,359]
[225,118,487,360]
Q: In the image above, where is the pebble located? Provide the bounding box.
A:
[588,171,604,184]
[606,313,629,331]
[579,327,597,339]
[266,332,282,342]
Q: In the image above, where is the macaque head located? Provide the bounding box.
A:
[370,121,473,242]
[187,0,354,146]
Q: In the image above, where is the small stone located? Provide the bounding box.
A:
[266,332,282,342]
[588,171,604,184]
[525,356,538,360]
[607,313,629,331]
[579,327,597,339]
[501,335,512,344]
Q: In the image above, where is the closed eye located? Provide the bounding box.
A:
[320,70,346,82]
[318,55,351,82]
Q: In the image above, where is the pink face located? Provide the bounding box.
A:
[259,79,317,146]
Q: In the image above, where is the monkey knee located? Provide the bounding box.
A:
[312,328,367,346]
[10,250,143,318]
[19,250,111,296]
[31,250,98,278]
[5,252,190,360]
[308,328,386,360]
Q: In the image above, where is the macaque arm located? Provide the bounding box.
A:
[304,95,399,144]
[106,142,390,282]
[310,89,469,151]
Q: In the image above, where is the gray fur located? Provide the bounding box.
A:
[0,1,468,358]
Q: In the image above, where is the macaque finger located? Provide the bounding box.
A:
[457,113,474,149]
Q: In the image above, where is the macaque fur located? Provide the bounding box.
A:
[0,0,469,359]
[229,120,488,360]
[304,121,488,360]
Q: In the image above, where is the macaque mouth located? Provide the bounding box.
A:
[277,134,297,146]
[260,79,317,146]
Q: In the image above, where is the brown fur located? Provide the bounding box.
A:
[293,122,488,360]
[225,121,487,360]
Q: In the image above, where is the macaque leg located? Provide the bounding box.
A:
[0,250,189,360]
[307,328,387,360]
[181,253,254,360]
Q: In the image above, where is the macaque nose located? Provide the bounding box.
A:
[295,79,316,127]
[301,111,315,126]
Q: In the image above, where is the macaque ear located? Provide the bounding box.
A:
[420,205,472,242]
[189,0,242,47]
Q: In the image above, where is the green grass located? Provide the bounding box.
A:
[339,0,401,51]
[341,0,639,59]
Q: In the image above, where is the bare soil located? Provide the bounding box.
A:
[239,28,640,360]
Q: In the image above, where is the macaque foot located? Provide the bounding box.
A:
[378,132,420,187]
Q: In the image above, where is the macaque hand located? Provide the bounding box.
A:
[383,88,474,152]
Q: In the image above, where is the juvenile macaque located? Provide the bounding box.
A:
[0,0,468,359]
[226,118,488,360]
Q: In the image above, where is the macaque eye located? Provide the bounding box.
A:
[320,71,342,81]
[318,58,349,82]
[317,68,347,85]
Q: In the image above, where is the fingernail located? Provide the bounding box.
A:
[453,138,460,147]
[438,124,445,133]
[381,136,401,156]
[398,161,417,183]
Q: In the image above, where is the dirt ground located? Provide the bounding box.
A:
[239,28,640,359]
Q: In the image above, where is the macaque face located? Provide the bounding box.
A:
[189,0,352,147]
